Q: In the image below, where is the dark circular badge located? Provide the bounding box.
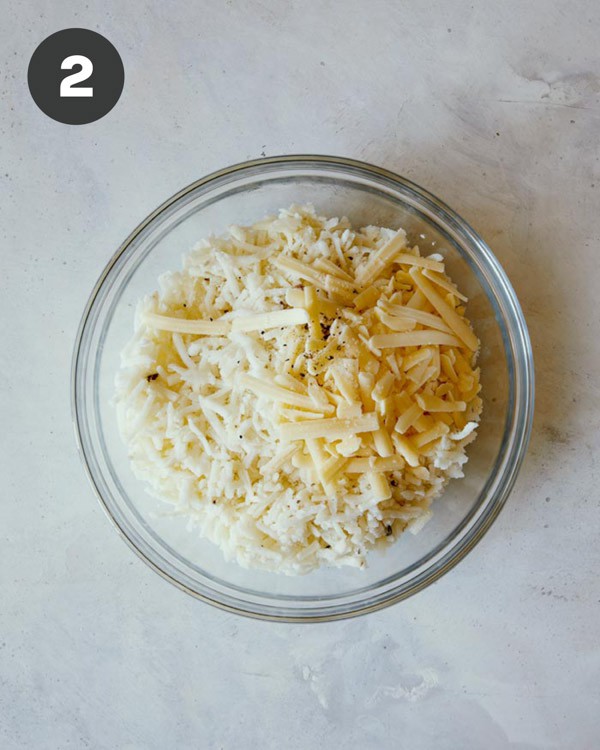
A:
[28,28,124,125]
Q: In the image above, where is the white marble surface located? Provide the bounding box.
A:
[2,1,599,747]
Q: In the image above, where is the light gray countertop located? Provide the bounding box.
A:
[2,1,599,747]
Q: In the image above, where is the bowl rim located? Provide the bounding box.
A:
[72,154,535,622]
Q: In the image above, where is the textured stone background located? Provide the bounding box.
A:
[2,1,599,747]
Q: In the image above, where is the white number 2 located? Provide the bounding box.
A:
[60,55,93,97]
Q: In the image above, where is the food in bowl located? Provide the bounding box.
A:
[114,205,482,574]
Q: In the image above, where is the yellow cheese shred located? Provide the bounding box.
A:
[357,230,407,286]
[279,412,380,441]
[422,269,468,302]
[231,308,309,332]
[409,268,479,351]
[239,374,321,410]
[394,253,445,272]
[415,393,466,413]
[378,302,454,334]
[368,472,392,501]
[345,455,405,473]
[395,403,423,434]
[144,312,230,336]
[370,331,463,349]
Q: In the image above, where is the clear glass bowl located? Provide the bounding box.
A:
[72,155,534,621]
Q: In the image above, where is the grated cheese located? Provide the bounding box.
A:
[409,268,479,350]
[231,308,309,332]
[144,312,230,336]
[356,229,408,285]
[115,205,482,574]
[370,331,463,349]
[279,413,379,442]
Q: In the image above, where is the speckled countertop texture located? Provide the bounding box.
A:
[1,1,599,748]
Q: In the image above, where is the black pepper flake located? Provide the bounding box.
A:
[385,525,393,536]
[320,322,331,340]
[390,479,398,487]
[260,330,265,335]
[146,373,159,382]
[182,303,187,307]
[209,317,213,321]
[325,544,331,549]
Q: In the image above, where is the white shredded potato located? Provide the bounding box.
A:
[114,205,482,574]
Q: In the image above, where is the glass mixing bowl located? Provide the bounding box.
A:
[72,155,534,621]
